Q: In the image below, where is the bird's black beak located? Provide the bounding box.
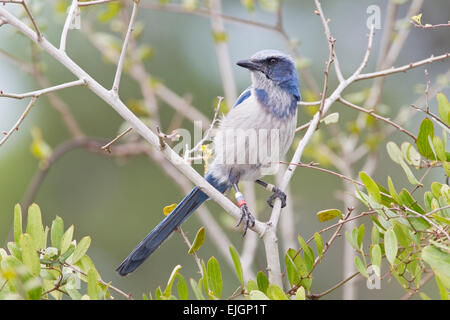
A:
[236,59,263,72]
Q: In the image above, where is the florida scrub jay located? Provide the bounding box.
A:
[117,49,301,276]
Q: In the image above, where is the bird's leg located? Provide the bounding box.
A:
[233,184,255,236]
[255,179,287,208]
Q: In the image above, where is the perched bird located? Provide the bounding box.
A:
[117,49,301,276]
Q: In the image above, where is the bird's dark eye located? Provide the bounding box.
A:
[268,58,278,65]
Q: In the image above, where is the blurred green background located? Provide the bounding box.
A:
[0,0,449,299]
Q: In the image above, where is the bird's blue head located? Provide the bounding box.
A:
[237,49,301,101]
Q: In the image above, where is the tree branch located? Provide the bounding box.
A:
[0,96,38,147]
[60,0,78,52]
[112,0,139,94]
[0,79,86,99]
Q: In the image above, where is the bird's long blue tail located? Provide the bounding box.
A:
[116,173,228,276]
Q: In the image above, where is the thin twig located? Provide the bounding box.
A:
[140,1,279,32]
[279,161,363,187]
[400,206,450,242]
[424,69,430,113]
[410,104,450,130]
[63,262,133,299]
[400,271,434,300]
[78,0,118,6]
[0,96,38,147]
[309,271,360,300]
[319,36,335,118]
[313,0,344,82]
[112,0,139,94]
[177,227,203,277]
[411,21,450,29]
[0,79,86,99]
[0,0,41,40]
[338,97,417,141]
[356,53,450,81]
[101,127,133,153]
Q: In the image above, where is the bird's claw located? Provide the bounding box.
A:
[267,188,287,208]
[236,204,255,236]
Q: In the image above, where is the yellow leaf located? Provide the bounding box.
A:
[411,13,422,25]
[163,204,177,216]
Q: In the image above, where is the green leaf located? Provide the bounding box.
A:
[295,287,306,300]
[256,271,269,294]
[384,228,398,265]
[176,274,189,300]
[155,286,163,300]
[60,225,74,254]
[435,275,449,300]
[285,252,300,286]
[286,248,310,289]
[401,142,421,166]
[371,244,382,277]
[443,161,450,176]
[387,142,421,185]
[59,244,75,263]
[399,161,421,185]
[201,260,208,294]
[386,141,403,164]
[8,241,22,260]
[14,204,22,243]
[267,284,289,300]
[399,189,426,214]
[190,278,205,300]
[431,182,443,199]
[71,236,91,264]
[387,176,402,204]
[371,225,380,244]
[51,216,64,250]
[188,226,205,254]
[26,204,45,250]
[437,92,450,126]
[87,268,99,300]
[422,245,450,288]
[67,288,82,300]
[19,233,40,276]
[314,232,323,257]
[249,290,270,300]
[417,118,435,159]
[393,223,412,248]
[345,230,357,250]
[359,172,381,203]
[164,265,182,297]
[246,279,258,292]
[433,136,446,161]
[317,208,342,222]
[357,224,365,250]
[424,191,434,211]
[229,245,243,286]
[354,256,368,278]
[207,257,222,298]
[297,236,315,271]
[419,292,431,300]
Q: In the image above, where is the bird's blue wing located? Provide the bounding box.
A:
[232,86,252,108]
